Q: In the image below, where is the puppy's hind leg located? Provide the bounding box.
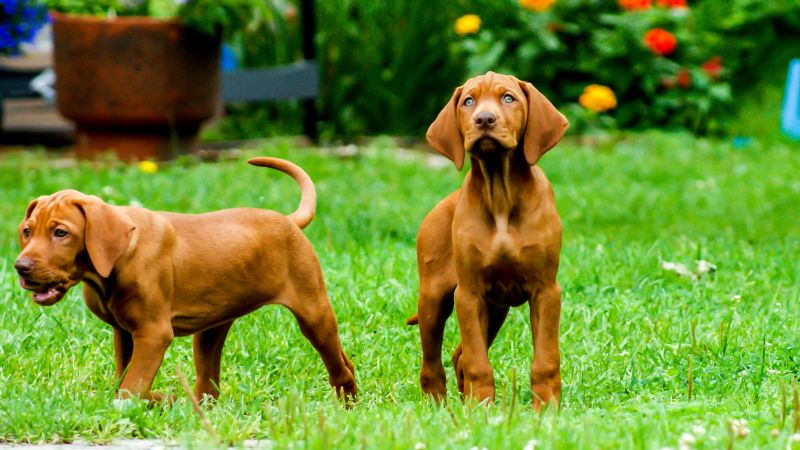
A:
[279,288,357,400]
[417,282,455,401]
[193,321,233,402]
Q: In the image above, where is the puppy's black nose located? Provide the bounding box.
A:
[14,258,34,276]
[474,111,497,130]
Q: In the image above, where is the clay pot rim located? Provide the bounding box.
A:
[49,10,180,26]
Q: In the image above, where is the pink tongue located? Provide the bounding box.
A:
[33,288,59,303]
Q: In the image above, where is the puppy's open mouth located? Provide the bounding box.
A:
[19,278,68,306]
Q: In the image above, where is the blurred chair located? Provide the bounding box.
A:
[781,58,800,140]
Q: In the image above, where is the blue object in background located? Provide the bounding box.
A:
[221,44,238,72]
[781,58,800,140]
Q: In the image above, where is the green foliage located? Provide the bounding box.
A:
[1,134,800,447]
[313,0,463,138]
[454,1,733,135]
[693,0,800,87]
[35,0,271,41]
[191,0,800,139]
[218,0,464,140]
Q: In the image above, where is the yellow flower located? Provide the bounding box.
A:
[520,0,555,12]
[138,160,159,174]
[455,14,481,36]
[579,84,617,112]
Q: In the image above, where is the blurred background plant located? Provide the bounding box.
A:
[210,0,800,141]
[37,0,271,41]
[0,0,47,55]
[454,0,736,135]
[16,0,800,141]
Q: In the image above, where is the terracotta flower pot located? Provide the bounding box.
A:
[51,12,221,161]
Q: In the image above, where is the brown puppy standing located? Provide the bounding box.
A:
[14,157,356,403]
[408,72,568,409]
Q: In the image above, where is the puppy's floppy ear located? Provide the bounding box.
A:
[19,197,41,246]
[24,198,40,219]
[76,195,135,278]
[518,81,569,166]
[427,86,466,170]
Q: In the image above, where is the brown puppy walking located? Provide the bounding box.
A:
[408,72,568,409]
[14,157,356,404]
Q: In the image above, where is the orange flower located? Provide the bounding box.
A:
[644,28,677,55]
[657,0,687,8]
[702,56,722,80]
[579,84,617,112]
[455,14,481,36]
[618,0,651,11]
[520,0,555,12]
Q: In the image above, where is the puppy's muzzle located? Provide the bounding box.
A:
[474,111,497,130]
[14,257,34,276]
[15,257,69,306]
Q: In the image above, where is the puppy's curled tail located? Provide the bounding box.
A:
[248,157,316,229]
[406,314,419,326]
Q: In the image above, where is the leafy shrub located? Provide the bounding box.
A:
[314,0,462,138]
[216,0,464,140]
[37,0,271,41]
[219,0,800,139]
[454,0,734,135]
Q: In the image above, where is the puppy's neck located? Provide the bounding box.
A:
[466,144,533,219]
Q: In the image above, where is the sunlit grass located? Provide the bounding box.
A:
[0,133,799,448]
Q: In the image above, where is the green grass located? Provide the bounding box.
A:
[1,133,800,449]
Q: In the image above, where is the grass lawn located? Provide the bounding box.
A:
[1,133,799,449]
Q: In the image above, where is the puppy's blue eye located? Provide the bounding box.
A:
[464,98,474,107]
[502,94,514,104]
[54,229,68,238]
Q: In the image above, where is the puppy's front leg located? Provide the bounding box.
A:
[113,327,133,380]
[530,282,561,411]
[454,285,494,403]
[116,323,173,404]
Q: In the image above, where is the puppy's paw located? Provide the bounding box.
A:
[148,391,176,407]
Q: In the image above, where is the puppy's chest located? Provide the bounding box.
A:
[464,216,547,265]
[458,218,549,305]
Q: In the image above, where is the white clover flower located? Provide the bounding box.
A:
[692,424,706,435]
[679,432,696,450]
[662,261,694,278]
[488,414,504,425]
[788,433,800,450]
[523,440,539,450]
[730,419,750,438]
[695,260,716,276]
[414,443,426,450]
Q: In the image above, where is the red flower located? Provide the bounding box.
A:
[619,0,651,11]
[702,56,723,80]
[657,0,687,8]
[676,69,692,88]
[644,28,677,55]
